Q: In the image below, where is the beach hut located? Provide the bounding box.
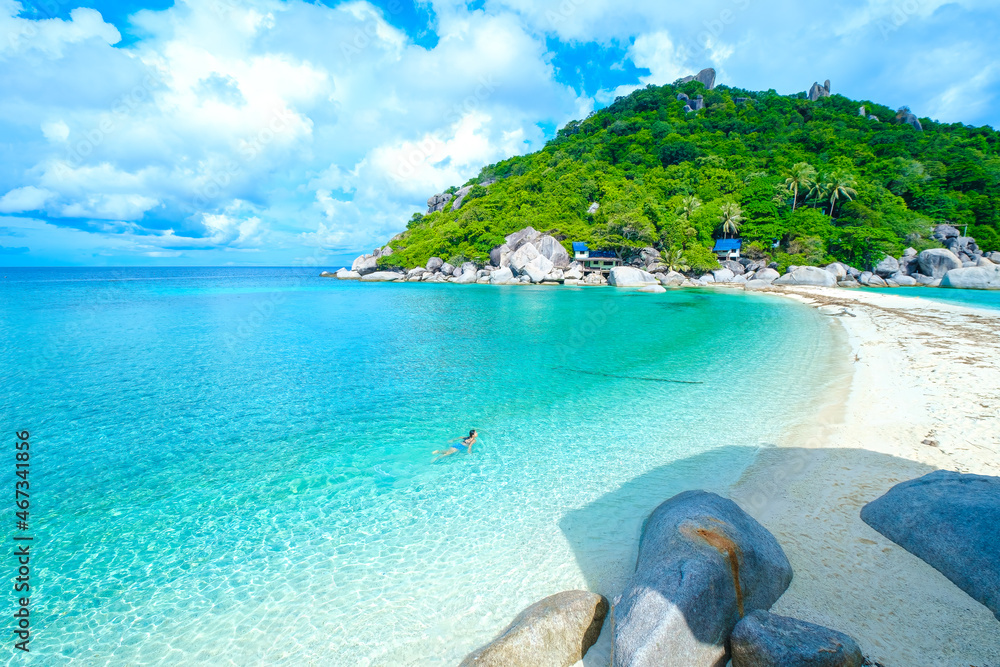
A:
[713,238,742,261]
[573,242,622,272]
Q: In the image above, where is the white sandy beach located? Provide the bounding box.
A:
[577,286,1000,667]
[729,286,1000,666]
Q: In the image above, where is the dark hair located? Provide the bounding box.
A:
[469,429,476,437]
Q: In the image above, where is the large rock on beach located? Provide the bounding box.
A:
[729,610,863,667]
[773,266,837,287]
[918,249,962,278]
[712,268,736,283]
[659,271,686,286]
[453,270,478,284]
[861,470,1000,621]
[538,236,571,268]
[753,268,780,283]
[359,271,404,282]
[722,260,745,275]
[613,491,793,667]
[874,255,900,278]
[932,224,961,241]
[460,591,608,667]
[824,263,848,280]
[508,243,540,274]
[490,267,515,284]
[351,254,379,275]
[427,257,444,272]
[914,274,941,287]
[987,251,1000,264]
[890,273,917,286]
[940,264,1000,290]
[440,262,455,276]
[490,244,511,268]
[608,267,658,287]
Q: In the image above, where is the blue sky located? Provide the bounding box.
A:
[1,0,998,266]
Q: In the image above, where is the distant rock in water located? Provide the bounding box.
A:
[896,107,923,131]
[809,79,831,101]
[861,470,1000,621]
[676,68,716,90]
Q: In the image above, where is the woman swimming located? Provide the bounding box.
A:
[433,429,477,461]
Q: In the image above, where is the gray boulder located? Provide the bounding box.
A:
[900,255,920,276]
[874,255,900,278]
[538,236,571,269]
[730,610,863,667]
[334,268,361,280]
[987,251,1000,263]
[754,268,780,283]
[453,270,478,284]
[837,280,861,288]
[918,248,962,278]
[773,266,838,287]
[426,192,453,214]
[903,247,917,257]
[914,274,941,287]
[440,262,455,276]
[700,273,716,283]
[932,224,961,241]
[658,271,685,286]
[351,254,379,275]
[449,184,475,211]
[460,591,608,667]
[522,255,555,283]
[977,256,995,267]
[824,263,847,280]
[608,267,658,287]
[712,268,736,283]
[508,243,541,275]
[489,267,515,285]
[427,257,444,272]
[896,107,923,131]
[808,79,831,101]
[489,244,511,267]
[563,264,584,281]
[613,491,792,667]
[677,67,717,90]
[722,259,746,275]
[505,227,541,252]
[861,470,1000,621]
[890,273,917,286]
[867,274,888,287]
[406,267,426,278]
[359,271,404,282]
[940,264,1000,290]
[460,261,477,275]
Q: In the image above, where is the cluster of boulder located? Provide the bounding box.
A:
[326,224,1000,291]
[462,469,1000,666]
[462,490,866,667]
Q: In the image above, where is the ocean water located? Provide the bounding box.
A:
[0,268,845,665]
[868,285,1000,310]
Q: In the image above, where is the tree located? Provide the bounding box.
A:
[826,172,859,218]
[719,202,744,238]
[676,195,702,220]
[663,248,690,272]
[784,162,817,211]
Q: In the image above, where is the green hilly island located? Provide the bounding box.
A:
[380,78,1000,274]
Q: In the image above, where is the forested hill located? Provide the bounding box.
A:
[381,77,1000,273]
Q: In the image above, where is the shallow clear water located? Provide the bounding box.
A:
[1,268,843,665]
[868,285,1000,310]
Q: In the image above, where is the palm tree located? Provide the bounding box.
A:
[784,162,817,211]
[719,202,744,238]
[807,174,832,213]
[827,173,858,218]
[663,248,690,273]
[677,195,702,220]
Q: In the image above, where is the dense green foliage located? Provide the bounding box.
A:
[383,80,1000,272]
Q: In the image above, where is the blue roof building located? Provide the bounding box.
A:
[712,238,742,259]
[571,242,622,272]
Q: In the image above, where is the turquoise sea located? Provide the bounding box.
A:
[869,285,1000,310]
[1,267,846,665]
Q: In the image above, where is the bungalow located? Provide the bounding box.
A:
[572,242,622,272]
[712,238,742,261]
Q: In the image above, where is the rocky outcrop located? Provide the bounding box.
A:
[809,79,831,102]
[450,184,475,211]
[917,248,962,279]
[453,269,478,284]
[613,491,792,667]
[440,262,455,276]
[351,254,379,275]
[677,68,716,90]
[359,271,404,282]
[607,267,658,287]
[773,266,838,287]
[538,235,571,269]
[460,591,608,667]
[730,610,863,667]
[940,264,1000,290]
[890,273,917,286]
[932,224,961,242]
[426,257,444,272]
[712,268,736,283]
[753,268,780,283]
[490,267,515,284]
[335,268,361,279]
[505,227,541,252]
[896,107,923,131]
[861,470,1000,621]
[721,260,745,275]
[427,192,453,213]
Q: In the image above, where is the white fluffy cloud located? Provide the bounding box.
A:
[0,0,998,264]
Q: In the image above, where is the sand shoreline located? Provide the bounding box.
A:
[729,286,1000,665]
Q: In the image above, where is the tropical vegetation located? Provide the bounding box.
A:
[381,78,1000,273]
